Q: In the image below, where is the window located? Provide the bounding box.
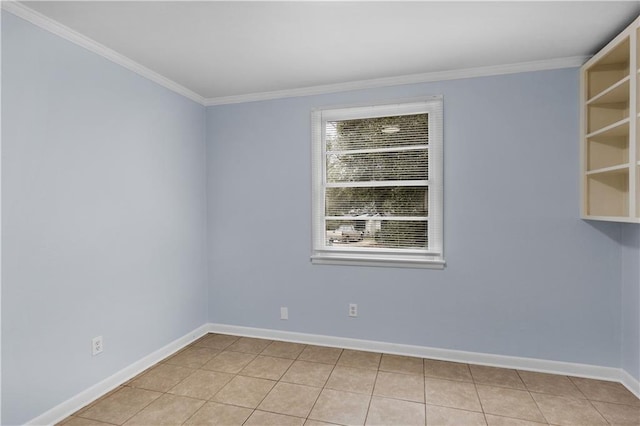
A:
[311,97,444,268]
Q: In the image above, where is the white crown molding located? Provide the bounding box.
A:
[208,322,640,399]
[204,56,589,106]
[25,324,210,426]
[3,1,589,109]
[2,1,206,105]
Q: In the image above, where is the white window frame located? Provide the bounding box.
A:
[311,96,444,269]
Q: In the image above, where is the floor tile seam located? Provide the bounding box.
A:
[472,382,550,424]
[280,375,329,389]
[203,398,260,412]
[471,380,528,391]
[526,387,552,426]
[163,366,206,396]
[159,392,212,403]
[335,361,378,371]
[515,369,589,401]
[583,397,615,425]
[177,398,213,426]
[274,352,303,382]
[206,374,275,406]
[565,375,596,400]
[299,359,342,366]
[71,413,121,426]
[470,368,526,389]
[424,375,481,386]
[520,386,590,401]
[585,394,640,406]
[243,373,280,413]
[528,388,603,405]
[424,374,474,383]
[252,405,310,421]
[305,357,342,422]
[529,386,640,409]
[587,397,640,407]
[78,387,165,426]
[203,349,258,365]
[371,385,426,403]
[167,375,235,401]
[232,371,279,384]
[483,413,550,425]
[425,401,486,414]
[372,368,434,405]
[464,379,485,414]
[258,342,308,360]
[306,408,351,426]
[324,383,374,396]
[424,390,483,415]
[163,359,210,369]
[378,367,424,376]
[362,369,380,426]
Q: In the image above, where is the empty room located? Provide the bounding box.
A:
[2,1,640,425]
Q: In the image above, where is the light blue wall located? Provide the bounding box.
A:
[621,224,640,381]
[2,13,207,425]
[206,68,624,368]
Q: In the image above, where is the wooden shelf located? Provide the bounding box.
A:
[586,169,629,217]
[587,76,630,105]
[586,128,628,171]
[582,215,640,223]
[581,17,639,222]
[586,117,629,139]
[586,37,630,99]
[586,163,630,175]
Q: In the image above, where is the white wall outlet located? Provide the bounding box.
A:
[92,336,104,356]
[349,303,358,317]
[280,307,288,320]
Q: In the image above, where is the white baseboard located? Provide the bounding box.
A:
[26,324,210,426]
[621,368,640,399]
[207,322,640,399]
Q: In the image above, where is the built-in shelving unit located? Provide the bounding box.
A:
[581,16,640,222]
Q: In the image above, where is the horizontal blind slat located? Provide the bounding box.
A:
[326,180,429,188]
[327,150,428,182]
[327,144,429,155]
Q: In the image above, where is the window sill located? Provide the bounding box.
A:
[310,254,445,269]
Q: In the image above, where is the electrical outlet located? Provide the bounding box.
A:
[349,303,358,317]
[92,336,104,356]
[280,307,288,320]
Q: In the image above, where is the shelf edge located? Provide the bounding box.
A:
[581,215,640,223]
[586,76,630,105]
[586,163,630,175]
[586,117,630,138]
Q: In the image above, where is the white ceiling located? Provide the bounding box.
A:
[17,1,640,103]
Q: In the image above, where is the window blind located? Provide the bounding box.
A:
[311,97,444,268]
[325,114,429,250]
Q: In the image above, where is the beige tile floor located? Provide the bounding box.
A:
[59,333,640,426]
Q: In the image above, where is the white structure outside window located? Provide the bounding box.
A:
[311,97,444,268]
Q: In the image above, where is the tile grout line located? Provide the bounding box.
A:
[304,349,342,425]
[362,361,381,426]
[584,398,613,425]
[515,369,551,425]
[245,340,307,424]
